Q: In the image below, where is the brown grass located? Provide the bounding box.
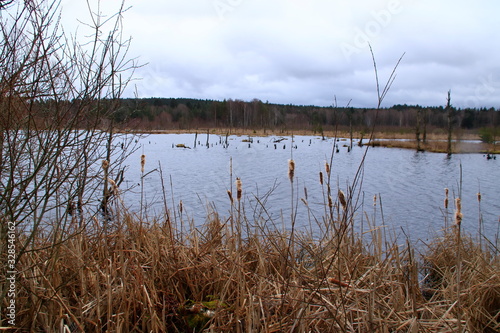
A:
[10,193,500,332]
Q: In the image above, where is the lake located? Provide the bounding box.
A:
[121,133,499,245]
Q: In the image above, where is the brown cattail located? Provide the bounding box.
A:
[179,200,183,214]
[444,188,449,209]
[325,162,330,175]
[319,171,324,185]
[227,190,234,204]
[236,178,242,201]
[108,178,118,196]
[140,154,146,173]
[338,190,347,210]
[102,159,109,171]
[455,197,462,225]
[477,192,482,203]
[328,195,333,208]
[288,159,295,182]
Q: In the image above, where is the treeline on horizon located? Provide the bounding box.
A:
[32,97,499,134]
[108,97,499,134]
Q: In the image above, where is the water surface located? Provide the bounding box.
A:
[122,134,499,244]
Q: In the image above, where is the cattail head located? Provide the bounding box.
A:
[338,190,347,210]
[236,178,242,201]
[319,171,324,185]
[328,195,333,208]
[325,162,330,175]
[455,197,462,225]
[444,188,449,209]
[288,159,295,182]
[179,200,183,214]
[140,154,146,173]
[102,160,109,171]
[227,190,234,204]
[108,178,118,196]
[477,192,482,203]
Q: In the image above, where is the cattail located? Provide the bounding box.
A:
[227,190,234,204]
[328,195,333,208]
[102,159,109,171]
[288,159,295,182]
[319,171,324,185]
[373,194,377,207]
[444,188,449,209]
[455,197,462,225]
[304,187,308,200]
[179,200,183,214]
[338,190,347,210]
[236,178,242,201]
[108,178,118,196]
[477,192,482,203]
[325,162,330,175]
[140,154,146,173]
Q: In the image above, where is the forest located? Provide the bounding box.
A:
[108,97,499,138]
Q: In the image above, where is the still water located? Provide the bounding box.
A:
[122,133,499,243]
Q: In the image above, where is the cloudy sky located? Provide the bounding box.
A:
[61,0,500,108]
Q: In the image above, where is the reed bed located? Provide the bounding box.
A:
[9,185,500,332]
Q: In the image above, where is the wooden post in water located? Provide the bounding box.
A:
[194,132,197,148]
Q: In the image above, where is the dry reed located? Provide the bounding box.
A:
[7,171,500,332]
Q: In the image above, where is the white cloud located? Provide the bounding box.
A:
[59,0,500,108]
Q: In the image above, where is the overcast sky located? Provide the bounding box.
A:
[61,0,500,108]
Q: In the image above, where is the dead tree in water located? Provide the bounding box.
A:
[446,91,453,156]
[416,108,423,151]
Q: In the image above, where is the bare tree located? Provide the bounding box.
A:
[0,0,14,10]
[0,0,138,309]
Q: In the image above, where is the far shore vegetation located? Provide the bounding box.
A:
[110,97,499,153]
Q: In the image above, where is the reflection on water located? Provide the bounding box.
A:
[122,134,499,243]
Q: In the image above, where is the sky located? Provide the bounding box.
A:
[59,0,500,108]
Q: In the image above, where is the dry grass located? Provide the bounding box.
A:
[10,195,500,332]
